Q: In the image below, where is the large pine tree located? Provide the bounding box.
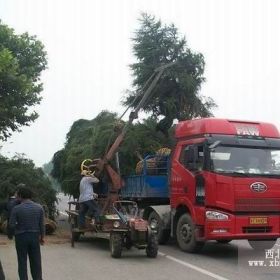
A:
[123,13,216,135]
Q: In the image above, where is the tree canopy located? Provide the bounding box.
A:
[51,14,217,197]
[123,13,216,135]
[0,21,47,140]
[0,154,57,218]
[51,111,173,197]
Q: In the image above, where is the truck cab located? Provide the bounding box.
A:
[172,118,280,252]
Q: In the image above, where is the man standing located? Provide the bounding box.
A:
[79,170,100,228]
[9,186,45,280]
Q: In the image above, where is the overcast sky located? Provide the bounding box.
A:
[0,0,280,167]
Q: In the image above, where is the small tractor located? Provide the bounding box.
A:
[67,199,158,258]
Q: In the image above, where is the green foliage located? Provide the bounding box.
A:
[52,111,118,198]
[51,14,217,197]
[0,154,57,218]
[0,21,47,140]
[123,13,216,135]
[51,111,174,197]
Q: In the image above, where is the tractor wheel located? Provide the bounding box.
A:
[110,233,123,258]
[176,214,204,253]
[248,239,276,251]
[146,234,158,258]
[216,240,232,244]
[148,211,170,245]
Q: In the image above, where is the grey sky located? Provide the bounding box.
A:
[0,0,279,167]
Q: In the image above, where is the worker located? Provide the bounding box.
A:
[9,186,45,280]
[79,170,100,228]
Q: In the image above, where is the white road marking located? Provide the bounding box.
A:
[158,252,230,280]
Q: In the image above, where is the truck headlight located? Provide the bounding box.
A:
[113,221,120,228]
[206,211,229,220]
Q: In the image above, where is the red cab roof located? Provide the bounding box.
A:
[175,118,280,139]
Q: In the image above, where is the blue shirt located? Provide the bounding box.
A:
[9,200,45,237]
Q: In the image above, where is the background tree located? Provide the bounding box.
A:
[123,13,216,135]
[0,154,57,219]
[51,111,173,197]
[0,21,47,140]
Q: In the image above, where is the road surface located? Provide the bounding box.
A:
[0,193,279,280]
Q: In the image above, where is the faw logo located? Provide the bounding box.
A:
[250,182,267,193]
[234,124,260,136]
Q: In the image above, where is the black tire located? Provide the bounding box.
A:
[176,213,204,253]
[110,233,123,258]
[216,240,232,244]
[146,234,158,258]
[148,211,170,245]
[248,239,276,251]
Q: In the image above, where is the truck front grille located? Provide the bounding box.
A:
[235,198,280,212]
[243,226,272,234]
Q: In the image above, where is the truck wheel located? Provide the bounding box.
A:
[248,239,276,251]
[146,234,158,258]
[176,214,204,253]
[110,233,123,258]
[148,211,170,245]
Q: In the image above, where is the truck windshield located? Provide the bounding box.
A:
[210,146,280,176]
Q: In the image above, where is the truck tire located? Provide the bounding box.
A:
[110,233,123,258]
[176,213,204,253]
[248,239,276,251]
[148,211,170,244]
[146,234,158,258]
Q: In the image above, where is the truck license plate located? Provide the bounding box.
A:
[249,217,268,225]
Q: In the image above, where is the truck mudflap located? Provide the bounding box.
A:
[143,205,171,229]
[143,205,171,244]
[205,213,280,240]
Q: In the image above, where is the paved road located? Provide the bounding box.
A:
[55,193,280,280]
[1,193,279,280]
[1,236,279,280]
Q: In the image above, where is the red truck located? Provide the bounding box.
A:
[121,118,280,252]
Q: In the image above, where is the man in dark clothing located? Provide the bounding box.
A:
[6,189,20,238]
[0,260,5,280]
[9,187,45,280]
